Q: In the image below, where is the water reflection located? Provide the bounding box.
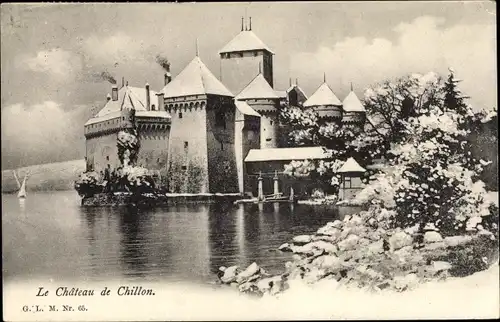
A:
[3,191,363,283]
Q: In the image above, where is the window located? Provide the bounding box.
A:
[216,111,226,129]
[179,112,183,119]
[266,138,272,142]
[270,121,273,125]
[157,158,160,163]
[181,165,187,171]
[221,142,224,150]
[344,177,352,189]
[152,104,156,110]
[106,156,109,161]
[253,51,258,57]
[184,141,188,149]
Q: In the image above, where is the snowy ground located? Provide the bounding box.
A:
[5,262,498,320]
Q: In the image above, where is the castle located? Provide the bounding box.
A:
[84,18,367,196]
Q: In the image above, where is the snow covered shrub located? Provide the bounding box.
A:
[74,171,102,197]
[355,70,497,236]
[117,129,140,167]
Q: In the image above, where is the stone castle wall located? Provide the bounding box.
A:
[166,99,209,193]
[206,95,239,193]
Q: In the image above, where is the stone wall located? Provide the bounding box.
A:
[220,51,268,96]
[86,132,120,173]
[136,126,170,180]
[167,102,209,193]
[206,96,239,193]
[235,109,261,194]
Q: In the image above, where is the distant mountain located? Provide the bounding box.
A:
[1,159,86,193]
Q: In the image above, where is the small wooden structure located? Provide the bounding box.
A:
[337,157,366,201]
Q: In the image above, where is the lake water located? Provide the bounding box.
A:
[2,191,359,285]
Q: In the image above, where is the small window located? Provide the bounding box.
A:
[181,165,187,171]
[221,142,224,150]
[270,121,273,125]
[216,111,226,129]
[253,51,258,57]
[152,104,156,110]
[157,158,160,163]
[106,156,109,161]
[266,138,272,142]
[184,141,188,149]
[179,112,183,119]
[238,53,243,58]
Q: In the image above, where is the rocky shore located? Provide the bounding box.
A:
[217,205,499,297]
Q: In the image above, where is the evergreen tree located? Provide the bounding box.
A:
[443,68,470,115]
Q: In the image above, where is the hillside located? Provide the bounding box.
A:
[1,159,86,193]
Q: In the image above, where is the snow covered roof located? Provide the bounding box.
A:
[85,86,169,126]
[245,146,331,162]
[235,100,261,117]
[236,74,279,100]
[219,30,274,55]
[342,91,365,112]
[338,157,366,173]
[161,56,233,98]
[287,84,308,99]
[303,82,342,107]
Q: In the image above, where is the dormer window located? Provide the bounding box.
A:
[179,112,183,119]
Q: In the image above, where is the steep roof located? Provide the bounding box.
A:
[161,56,233,98]
[219,30,274,55]
[342,91,366,112]
[338,157,366,173]
[235,100,261,117]
[85,86,169,126]
[245,146,330,162]
[286,84,308,99]
[303,82,342,107]
[236,74,279,100]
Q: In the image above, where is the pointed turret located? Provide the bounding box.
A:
[303,80,342,121]
[342,89,366,129]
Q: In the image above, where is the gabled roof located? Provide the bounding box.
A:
[161,56,233,98]
[235,100,261,117]
[338,157,366,173]
[286,84,308,99]
[236,74,279,100]
[342,91,365,112]
[85,86,169,126]
[219,30,274,55]
[303,82,342,107]
[245,146,330,162]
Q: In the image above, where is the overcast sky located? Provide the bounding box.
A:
[1,2,496,169]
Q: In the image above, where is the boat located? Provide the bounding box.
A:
[17,175,27,199]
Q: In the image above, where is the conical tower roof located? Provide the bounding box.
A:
[219,30,274,55]
[303,82,342,107]
[236,73,279,100]
[342,90,365,112]
[161,56,233,98]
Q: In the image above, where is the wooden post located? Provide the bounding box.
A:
[289,185,294,202]
[258,171,264,201]
[273,170,279,197]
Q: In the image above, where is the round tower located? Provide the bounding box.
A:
[342,88,366,132]
[236,73,280,149]
[303,75,343,123]
[120,105,136,129]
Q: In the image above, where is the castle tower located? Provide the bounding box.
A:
[161,55,238,193]
[341,87,366,132]
[286,79,308,108]
[303,77,343,123]
[219,17,274,96]
[236,73,280,149]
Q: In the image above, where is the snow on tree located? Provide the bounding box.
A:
[355,70,497,236]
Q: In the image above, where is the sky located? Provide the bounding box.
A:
[1,2,497,169]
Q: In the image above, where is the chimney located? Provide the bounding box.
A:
[145,82,151,111]
[164,72,172,86]
[111,85,118,101]
[156,93,164,111]
[121,77,124,88]
[106,93,111,101]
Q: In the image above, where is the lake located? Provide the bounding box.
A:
[2,191,359,285]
